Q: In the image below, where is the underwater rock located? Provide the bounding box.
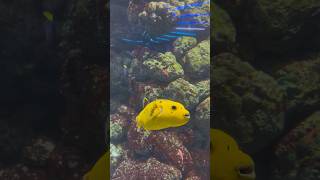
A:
[112,157,182,180]
[173,36,198,58]
[110,51,132,101]
[175,127,195,148]
[137,1,179,35]
[110,144,124,173]
[183,0,210,30]
[190,149,210,176]
[195,79,210,102]
[274,56,320,126]
[185,170,202,180]
[211,3,236,53]
[128,81,164,111]
[110,113,129,142]
[212,53,285,153]
[117,105,136,119]
[224,0,320,54]
[127,122,152,155]
[0,120,28,164]
[272,111,320,180]
[143,85,164,103]
[141,52,184,83]
[22,138,56,167]
[182,40,210,79]
[47,146,87,180]
[148,131,194,174]
[163,78,199,110]
[0,164,47,180]
[194,97,210,132]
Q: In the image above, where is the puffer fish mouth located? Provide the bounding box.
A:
[237,166,256,179]
[184,114,190,119]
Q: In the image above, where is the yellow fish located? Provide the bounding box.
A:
[211,129,256,180]
[136,99,190,130]
[83,150,109,180]
[43,11,54,22]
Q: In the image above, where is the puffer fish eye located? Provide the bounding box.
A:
[227,145,230,151]
[171,105,177,110]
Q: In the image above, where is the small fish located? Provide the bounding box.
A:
[121,38,144,44]
[160,34,180,38]
[176,21,208,25]
[136,99,190,130]
[155,37,170,41]
[211,129,256,180]
[175,27,206,31]
[170,31,197,36]
[170,1,209,11]
[177,13,210,18]
[83,150,109,180]
[43,11,54,22]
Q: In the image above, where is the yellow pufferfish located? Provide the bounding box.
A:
[83,150,109,180]
[135,99,191,130]
[211,129,256,180]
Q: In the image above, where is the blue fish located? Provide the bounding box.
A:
[119,1,210,51]
[156,37,170,41]
[177,13,210,18]
[169,31,197,36]
[174,1,209,11]
[160,34,181,38]
[176,21,208,25]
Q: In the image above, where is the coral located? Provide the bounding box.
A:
[142,52,184,83]
[137,1,179,35]
[148,131,194,174]
[112,158,182,180]
[163,78,200,110]
[127,122,153,155]
[110,113,129,142]
[195,79,210,102]
[193,97,210,132]
[212,53,285,153]
[211,3,236,53]
[0,164,47,180]
[110,144,124,173]
[272,111,320,180]
[22,138,56,167]
[173,36,198,58]
[47,146,88,180]
[275,55,320,126]
[190,149,210,176]
[182,40,210,79]
[220,0,320,54]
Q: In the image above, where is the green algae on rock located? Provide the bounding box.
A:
[137,1,179,35]
[212,53,285,153]
[211,3,236,53]
[173,36,197,58]
[195,80,210,102]
[272,111,320,180]
[194,97,210,132]
[163,78,200,110]
[110,113,129,142]
[232,0,320,54]
[110,144,124,173]
[142,52,184,83]
[182,40,210,79]
[275,55,320,126]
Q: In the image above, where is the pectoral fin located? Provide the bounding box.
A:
[150,103,162,119]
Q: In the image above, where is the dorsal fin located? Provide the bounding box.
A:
[142,97,149,108]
